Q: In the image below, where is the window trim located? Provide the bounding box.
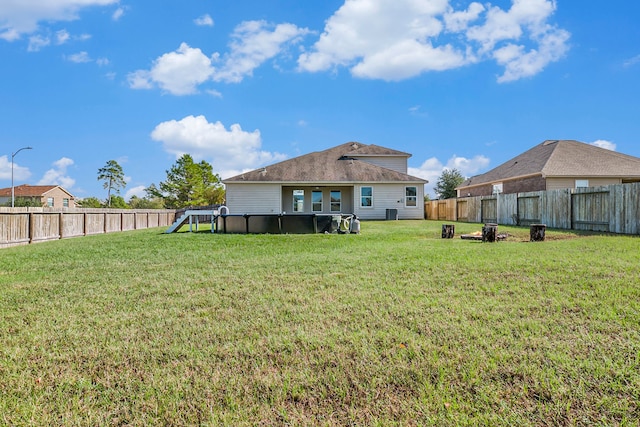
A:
[311,190,323,212]
[330,190,341,212]
[293,189,304,212]
[575,179,589,188]
[405,186,417,208]
[47,197,54,207]
[360,186,373,208]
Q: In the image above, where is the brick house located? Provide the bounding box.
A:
[0,185,76,208]
[456,140,640,197]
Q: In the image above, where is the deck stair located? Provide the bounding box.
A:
[165,210,216,233]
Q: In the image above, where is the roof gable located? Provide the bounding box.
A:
[460,140,640,188]
[0,185,74,198]
[345,143,411,157]
[223,142,426,184]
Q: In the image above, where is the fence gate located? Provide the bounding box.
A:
[457,200,468,222]
[572,190,610,232]
[481,198,497,224]
[517,195,541,226]
[437,201,447,220]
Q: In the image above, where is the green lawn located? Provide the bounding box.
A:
[1,221,639,426]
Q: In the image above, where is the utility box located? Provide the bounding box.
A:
[386,208,398,220]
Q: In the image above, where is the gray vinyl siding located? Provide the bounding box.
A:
[354,184,424,220]
[224,183,282,214]
[354,156,408,174]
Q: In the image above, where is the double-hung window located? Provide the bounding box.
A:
[360,187,372,208]
[312,190,323,212]
[405,187,417,207]
[330,190,341,212]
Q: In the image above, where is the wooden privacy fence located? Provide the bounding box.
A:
[0,208,176,248]
[425,182,640,235]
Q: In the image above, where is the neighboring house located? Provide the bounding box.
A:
[0,184,76,208]
[223,142,427,220]
[457,140,640,197]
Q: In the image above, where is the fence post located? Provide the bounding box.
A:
[59,212,64,240]
[29,212,35,244]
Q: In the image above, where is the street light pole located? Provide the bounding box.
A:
[11,146,33,208]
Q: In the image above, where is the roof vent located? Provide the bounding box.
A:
[543,140,559,146]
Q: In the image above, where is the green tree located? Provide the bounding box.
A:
[150,154,225,209]
[77,196,103,208]
[434,168,465,199]
[108,195,129,209]
[128,195,165,209]
[5,197,41,207]
[97,160,126,207]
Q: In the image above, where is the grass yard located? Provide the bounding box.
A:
[1,220,639,426]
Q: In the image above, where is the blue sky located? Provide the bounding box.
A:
[1,0,639,200]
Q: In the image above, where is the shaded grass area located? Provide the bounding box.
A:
[1,221,639,425]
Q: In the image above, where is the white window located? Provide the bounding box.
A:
[293,190,304,212]
[47,197,54,207]
[492,183,503,194]
[63,198,69,207]
[575,179,589,188]
[330,190,341,212]
[405,187,417,207]
[312,190,322,212]
[360,187,373,208]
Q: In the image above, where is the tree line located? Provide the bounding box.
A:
[79,154,225,209]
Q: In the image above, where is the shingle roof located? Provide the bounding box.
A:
[345,143,411,157]
[223,142,426,184]
[459,140,640,188]
[0,184,70,197]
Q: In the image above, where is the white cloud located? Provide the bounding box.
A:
[27,34,50,51]
[37,157,75,189]
[298,0,569,83]
[590,140,616,151]
[444,2,485,32]
[125,185,146,200]
[66,51,92,63]
[112,7,125,21]
[194,14,214,27]
[0,0,119,41]
[0,155,32,181]
[150,115,287,178]
[213,20,311,83]
[128,43,215,95]
[409,154,490,197]
[56,29,70,44]
[128,21,309,94]
[623,54,640,68]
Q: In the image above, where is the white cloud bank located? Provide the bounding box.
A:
[127,1,569,96]
[37,157,76,189]
[409,154,490,198]
[150,115,287,178]
[0,155,32,181]
[298,0,570,83]
[0,0,119,41]
[128,21,311,95]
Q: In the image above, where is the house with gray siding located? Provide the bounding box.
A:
[457,140,640,197]
[223,142,427,220]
